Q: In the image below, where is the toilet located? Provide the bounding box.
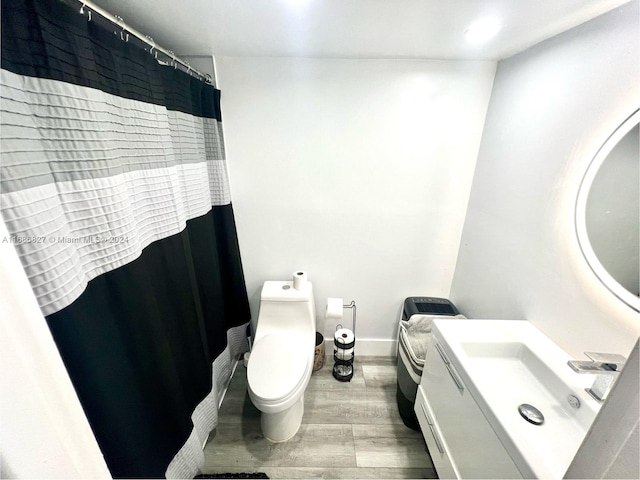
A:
[247,273,316,442]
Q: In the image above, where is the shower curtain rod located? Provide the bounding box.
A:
[65,0,214,84]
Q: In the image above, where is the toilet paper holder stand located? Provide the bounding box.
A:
[333,301,357,382]
[336,300,357,340]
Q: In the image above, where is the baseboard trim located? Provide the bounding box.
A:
[322,338,397,357]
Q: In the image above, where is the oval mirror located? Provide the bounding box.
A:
[576,109,640,312]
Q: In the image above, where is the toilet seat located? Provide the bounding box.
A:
[248,334,312,411]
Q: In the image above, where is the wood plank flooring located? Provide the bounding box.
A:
[201,356,437,479]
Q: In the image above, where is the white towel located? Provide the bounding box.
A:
[401,314,466,360]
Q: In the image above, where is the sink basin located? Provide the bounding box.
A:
[432,320,601,479]
[460,341,583,410]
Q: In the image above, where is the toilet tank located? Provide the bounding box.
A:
[254,281,316,344]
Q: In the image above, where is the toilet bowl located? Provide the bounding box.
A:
[247,274,315,442]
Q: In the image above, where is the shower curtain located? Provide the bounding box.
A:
[0,0,250,477]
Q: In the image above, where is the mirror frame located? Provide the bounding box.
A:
[575,108,640,313]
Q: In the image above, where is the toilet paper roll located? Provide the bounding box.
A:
[334,328,355,349]
[326,297,343,320]
[334,346,354,361]
[293,271,307,290]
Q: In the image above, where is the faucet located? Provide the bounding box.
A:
[567,352,627,402]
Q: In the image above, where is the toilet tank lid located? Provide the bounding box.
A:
[261,281,313,302]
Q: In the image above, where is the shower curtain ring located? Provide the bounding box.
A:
[113,16,129,41]
[79,3,91,21]
[146,36,155,55]
[114,15,124,36]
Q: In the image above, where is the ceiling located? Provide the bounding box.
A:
[91,0,631,61]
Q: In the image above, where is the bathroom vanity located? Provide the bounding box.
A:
[415,320,601,479]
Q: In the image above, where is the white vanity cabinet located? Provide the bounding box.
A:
[415,332,522,479]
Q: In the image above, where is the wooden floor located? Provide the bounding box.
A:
[201,356,437,479]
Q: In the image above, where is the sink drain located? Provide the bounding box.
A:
[518,403,544,425]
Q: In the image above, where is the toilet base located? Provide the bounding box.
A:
[261,395,304,443]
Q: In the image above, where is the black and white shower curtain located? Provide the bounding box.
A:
[1,0,250,477]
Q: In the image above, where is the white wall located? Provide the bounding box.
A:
[0,221,110,479]
[215,57,495,349]
[450,1,640,358]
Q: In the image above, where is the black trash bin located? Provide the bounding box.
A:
[396,297,462,431]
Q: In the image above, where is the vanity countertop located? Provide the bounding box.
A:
[432,319,601,479]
